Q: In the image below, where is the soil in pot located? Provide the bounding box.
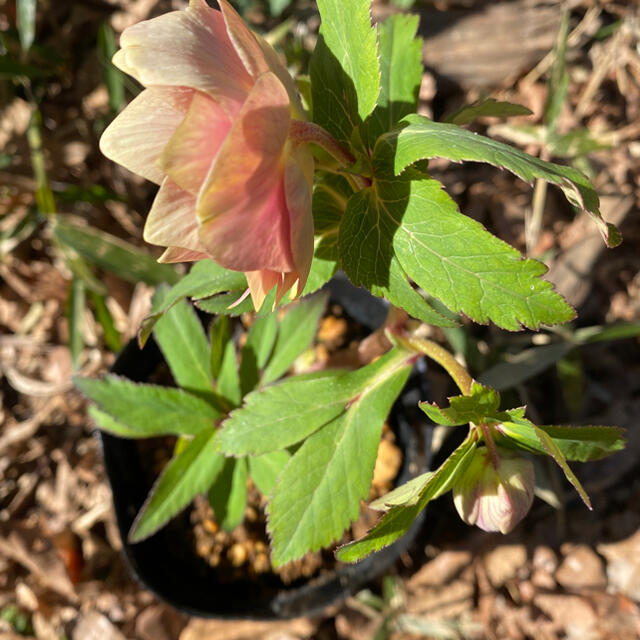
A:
[101,282,433,618]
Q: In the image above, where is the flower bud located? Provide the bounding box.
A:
[452,447,534,534]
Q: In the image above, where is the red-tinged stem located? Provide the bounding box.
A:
[289,120,370,190]
[477,421,501,469]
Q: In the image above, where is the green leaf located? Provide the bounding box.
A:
[97,22,125,112]
[248,450,290,496]
[498,414,592,508]
[153,298,213,396]
[88,405,150,439]
[262,292,327,384]
[0,56,49,78]
[531,422,592,509]
[217,333,241,407]
[267,360,411,565]
[76,375,220,438]
[496,419,626,462]
[363,13,423,145]
[478,342,573,390]
[53,218,178,286]
[217,346,414,456]
[208,457,248,531]
[337,436,477,561]
[129,429,223,541]
[17,0,37,51]
[419,382,500,427]
[209,315,231,381]
[310,0,380,144]
[87,290,122,352]
[240,313,278,395]
[340,159,575,330]
[544,12,570,134]
[446,98,533,126]
[138,260,246,346]
[67,276,85,369]
[388,115,621,248]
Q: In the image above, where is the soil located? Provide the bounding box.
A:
[1,0,639,638]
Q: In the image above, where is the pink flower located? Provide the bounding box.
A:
[100,0,314,309]
[452,447,535,534]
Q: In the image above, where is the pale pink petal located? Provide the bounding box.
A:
[254,33,306,119]
[100,87,194,184]
[143,178,202,252]
[158,247,209,263]
[217,0,269,78]
[245,270,301,310]
[159,92,232,195]
[245,270,281,310]
[113,1,252,114]
[283,143,315,290]
[197,72,294,273]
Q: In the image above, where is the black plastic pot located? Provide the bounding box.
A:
[98,275,434,619]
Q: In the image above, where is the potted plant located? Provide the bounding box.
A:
[79,0,625,618]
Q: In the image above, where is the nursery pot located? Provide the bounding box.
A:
[98,275,434,619]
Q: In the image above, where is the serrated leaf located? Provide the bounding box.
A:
[363,13,423,146]
[88,405,147,438]
[446,98,533,126]
[209,315,231,381]
[217,333,241,407]
[248,450,290,496]
[76,375,219,437]
[496,418,625,462]
[499,414,592,508]
[340,160,575,330]
[240,313,278,395]
[138,260,246,346]
[419,382,500,427]
[479,342,573,390]
[388,115,620,247]
[310,0,380,144]
[532,422,591,509]
[217,346,414,456]
[208,457,248,531]
[153,298,213,396]
[129,429,222,541]
[53,218,178,286]
[338,436,477,561]
[267,362,411,565]
[262,292,327,384]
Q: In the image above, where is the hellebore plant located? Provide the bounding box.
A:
[83,0,626,567]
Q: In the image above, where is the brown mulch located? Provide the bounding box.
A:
[1,0,639,638]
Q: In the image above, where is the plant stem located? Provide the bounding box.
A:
[393,334,474,396]
[477,421,501,469]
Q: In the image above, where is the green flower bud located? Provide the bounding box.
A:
[453,447,535,534]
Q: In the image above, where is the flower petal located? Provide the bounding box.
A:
[100,87,194,184]
[245,270,299,310]
[143,178,202,252]
[217,0,269,78]
[158,247,209,263]
[114,1,252,113]
[159,92,231,195]
[197,72,295,273]
[283,144,315,291]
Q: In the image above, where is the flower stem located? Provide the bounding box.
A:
[290,120,355,167]
[392,333,474,396]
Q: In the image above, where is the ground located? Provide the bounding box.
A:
[0,0,639,638]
